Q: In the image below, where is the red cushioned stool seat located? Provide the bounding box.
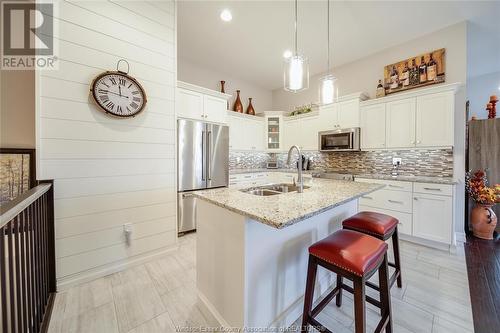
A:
[301,229,393,333]
[309,229,388,277]
[342,211,398,239]
[342,211,403,292]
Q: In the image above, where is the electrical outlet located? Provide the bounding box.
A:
[392,157,402,166]
[123,223,133,246]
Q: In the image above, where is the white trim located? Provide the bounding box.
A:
[177,80,232,100]
[399,233,452,252]
[226,111,265,121]
[56,245,177,291]
[360,82,463,106]
[197,290,231,328]
[455,231,466,243]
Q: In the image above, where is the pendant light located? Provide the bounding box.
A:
[284,0,309,92]
[319,0,337,104]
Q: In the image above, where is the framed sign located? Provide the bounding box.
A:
[383,48,445,95]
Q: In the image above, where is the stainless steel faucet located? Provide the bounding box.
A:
[287,145,303,193]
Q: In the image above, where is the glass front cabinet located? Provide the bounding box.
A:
[265,113,283,151]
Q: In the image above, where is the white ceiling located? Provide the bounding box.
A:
[178,1,500,90]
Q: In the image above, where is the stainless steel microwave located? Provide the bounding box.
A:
[318,128,360,152]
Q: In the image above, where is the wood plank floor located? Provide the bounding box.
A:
[48,233,473,333]
[464,234,500,333]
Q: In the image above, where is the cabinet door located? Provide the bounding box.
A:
[203,95,227,124]
[412,193,452,244]
[177,88,204,121]
[338,100,360,128]
[283,119,300,149]
[360,104,386,149]
[416,92,453,147]
[266,116,282,151]
[318,104,338,131]
[299,116,320,150]
[228,115,244,150]
[248,119,265,151]
[386,98,416,148]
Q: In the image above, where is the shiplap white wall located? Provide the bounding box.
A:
[36,0,177,288]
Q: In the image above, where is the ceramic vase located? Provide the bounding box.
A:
[220,80,226,93]
[246,98,255,115]
[470,204,497,240]
[233,90,243,113]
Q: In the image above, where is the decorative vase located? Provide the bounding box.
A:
[233,90,243,113]
[246,98,255,115]
[470,204,497,240]
[220,80,226,93]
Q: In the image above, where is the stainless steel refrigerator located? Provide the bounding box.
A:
[177,119,229,233]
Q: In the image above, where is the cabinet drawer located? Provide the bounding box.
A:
[359,189,412,213]
[355,178,412,192]
[413,183,452,196]
[359,205,412,236]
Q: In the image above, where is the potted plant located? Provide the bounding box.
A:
[466,170,500,239]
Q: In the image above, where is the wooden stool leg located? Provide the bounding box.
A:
[335,274,343,307]
[353,277,366,333]
[379,254,393,333]
[301,255,318,331]
[392,228,402,288]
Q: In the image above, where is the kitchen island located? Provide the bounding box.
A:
[192,178,383,329]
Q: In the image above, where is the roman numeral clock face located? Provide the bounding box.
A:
[91,72,146,117]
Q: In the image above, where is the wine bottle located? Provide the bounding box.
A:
[390,66,399,89]
[376,80,385,98]
[427,53,437,81]
[410,58,419,85]
[419,56,427,83]
[401,62,410,87]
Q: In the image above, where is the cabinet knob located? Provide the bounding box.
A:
[411,141,415,144]
[417,140,421,144]
[413,197,418,201]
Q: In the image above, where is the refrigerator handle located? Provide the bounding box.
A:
[207,131,212,180]
[201,130,206,181]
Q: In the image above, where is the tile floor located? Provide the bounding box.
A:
[48,233,473,333]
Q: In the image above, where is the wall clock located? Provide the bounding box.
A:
[90,60,147,117]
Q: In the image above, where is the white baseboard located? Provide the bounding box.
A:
[197,290,232,328]
[56,245,178,291]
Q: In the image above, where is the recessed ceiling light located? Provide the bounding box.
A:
[220,9,232,22]
[283,50,292,58]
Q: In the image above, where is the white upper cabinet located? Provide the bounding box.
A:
[337,99,360,128]
[227,113,264,151]
[416,92,454,147]
[318,104,338,131]
[300,115,320,150]
[283,118,300,149]
[386,98,416,148]
[176,81,231,124]
[177,89,204,121]
[203,95,227,124]
[265,114,283,151]
[360,84,459,150]
[360,104,386,149]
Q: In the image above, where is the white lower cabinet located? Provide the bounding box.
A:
[412,193,453,244]
[359,205,413,236]
[356,178,454,246]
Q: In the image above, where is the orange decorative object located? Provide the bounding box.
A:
[233,90,243,113]
[466,170,500,239]
[246,98,255,115]
[489,98,497,119]
[470,204,497,240]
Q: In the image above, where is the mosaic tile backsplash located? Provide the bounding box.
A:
[230,149,454,178]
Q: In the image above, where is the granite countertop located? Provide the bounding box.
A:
[229,169,457,185]
[191,178,383,229]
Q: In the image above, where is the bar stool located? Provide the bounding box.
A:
[301,229,392,333]
[341,211,402,291]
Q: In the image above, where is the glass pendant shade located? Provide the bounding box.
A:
[284,54,309,92]
[319,74,338,105]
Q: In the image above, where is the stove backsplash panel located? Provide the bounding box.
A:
[230,149,453,178]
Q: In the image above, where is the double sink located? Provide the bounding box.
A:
[240,183,310,196]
